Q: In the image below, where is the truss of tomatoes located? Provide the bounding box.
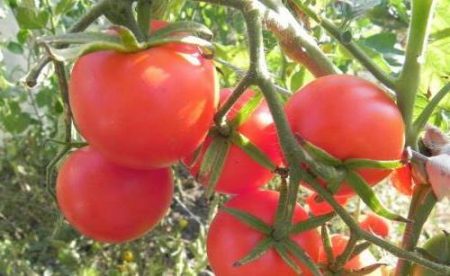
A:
[57,23,406,274]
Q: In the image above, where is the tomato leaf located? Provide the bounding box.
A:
[230,92,263,127]
[343,158,403,170]
[233,237,273,267]
[230,131,277,171]
[284,239,323,276]
[346,171,410,223]
[349,241,371,261]
[222,207,272,235]
[290,212,335,234]
[274,243,302,274]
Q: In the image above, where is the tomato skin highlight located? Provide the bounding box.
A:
[306,193,349,216]
[69,42,217,169]
[186,88,283,194]
[207,190,321,276]
[286,75,405,195]
[359,213,390,238]
[56,147,173,243]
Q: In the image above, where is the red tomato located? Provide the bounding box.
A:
[207,190,321,276]
[185,88,283,194]
[286,75,405,195]
[69,34,217,169]
[56,147,173,243]
[306,193,350,216]
[391,165,414,196]
[319,234,382,275]
[359,213,390,238]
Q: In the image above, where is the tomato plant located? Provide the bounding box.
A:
[318,234,382,275]
[412,232,450,276]
[56,147,173,243]
[207,190,321,276]
[306,193,349,216]
[359,213,391,238]
[286,75,405,195]
[391,165,414,196]
[69,35,218,169]
[186,88,283,194]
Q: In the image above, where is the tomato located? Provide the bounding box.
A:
[69,32,217,169]
[186,88,283,194]
[207,190,321,276]
[319,234,382,275]
[56,147,173,243]
[359,213,390,238]
[412,232,450,276]
[391,165,414,196]
[286,75,405,195]
[306,193,349,216]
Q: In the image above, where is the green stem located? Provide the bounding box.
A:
[333,232,359,270]
[394,185,437,276]
[413,82,450,137]
[396,0,437,147]
[290,0,395,89]
[137,0,152,38]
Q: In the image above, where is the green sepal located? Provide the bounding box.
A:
[344,158,403,170]
[233,237,273,267]
[198,136,231,197]
[349,241,371,261]
[345,263,387,275]
[283,239,323,276]
[346,171,410,223]
[230,131,277,171]
[290,213,335,234]
[230,92,263,127]
[222,207,272,235]
[274,242,302,274]
[321,225,335,265]
[150,21,213,40]
[301,139,341,166]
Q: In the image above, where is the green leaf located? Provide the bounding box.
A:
[284,239,322,276]
[349,242,371,260]
[230,92,263,127]
[290,212,335,234]
[233,237,273,267]
[346,171,410,223]
[222,207,272,235]
[150,21,213,40]
[15,6,49,29]
[343,158,403,170]
[55,0,77,15]
[229,131,277,171]
[6,41,23,54]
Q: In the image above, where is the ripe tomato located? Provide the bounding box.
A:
[69,33,217,169]
[412,232,450,276]
[286,75,405,195]
[186,88,283,194]
[306,193,350,216]
[359,213,390,238]
[319,234,382,275]
[391,165,414,196]
[56,147,173,243]
[207,190,321,276]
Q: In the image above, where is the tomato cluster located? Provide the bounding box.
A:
[57,18,409,273]
[56,21,218,243]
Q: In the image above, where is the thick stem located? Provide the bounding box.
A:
[396,0,437,147]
